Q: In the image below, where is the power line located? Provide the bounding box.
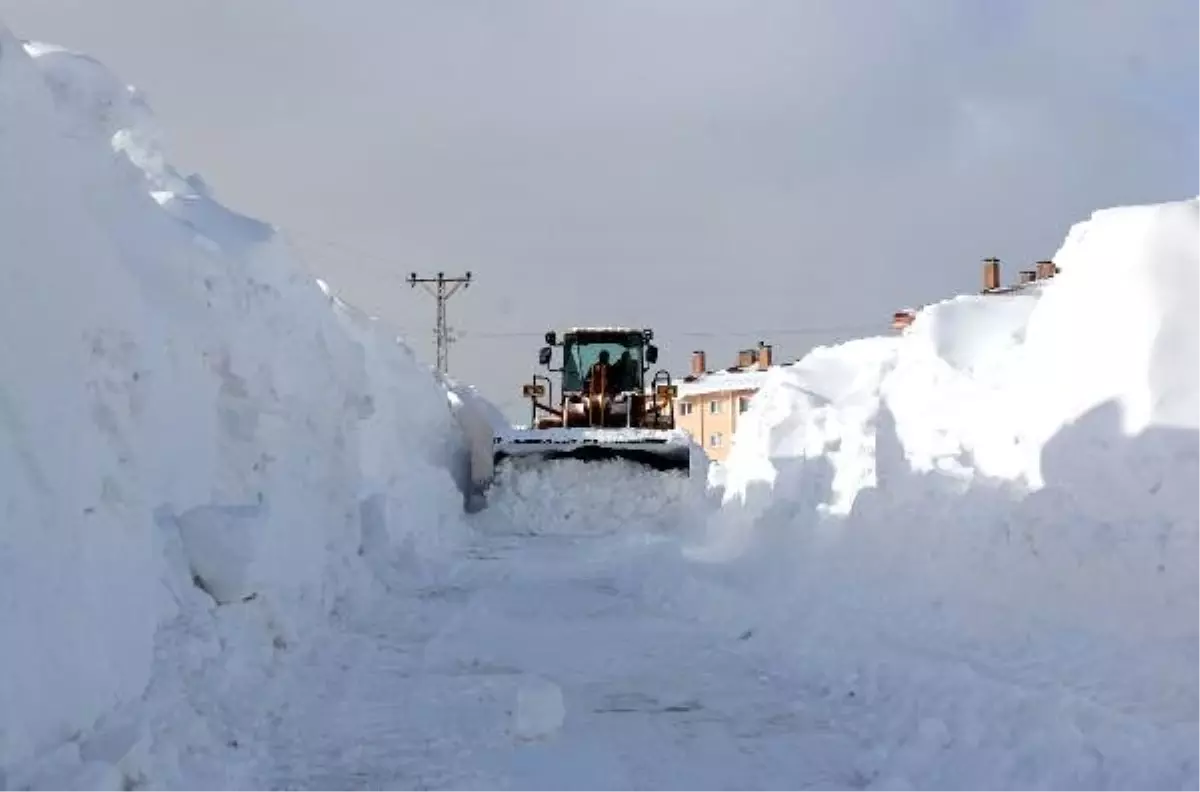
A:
[408,271,472,374]
[280,229,884,350]
[442,324,883,340]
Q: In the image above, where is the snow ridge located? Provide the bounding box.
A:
[702,196,1199,789]
[0,26,475,787]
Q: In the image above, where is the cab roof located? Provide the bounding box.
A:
[566,326,644,335]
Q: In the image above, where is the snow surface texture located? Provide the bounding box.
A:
[0,29,477,787]
[706,197,1199,788]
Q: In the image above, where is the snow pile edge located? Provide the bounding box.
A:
[708,199,1200,635]
[0,27,480,786]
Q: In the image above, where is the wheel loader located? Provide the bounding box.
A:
[490,327,696,476]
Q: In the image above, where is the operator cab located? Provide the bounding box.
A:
[526,327,672,430]
[551,328,656,396]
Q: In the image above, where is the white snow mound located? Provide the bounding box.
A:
[703,196,1198,789]
[0,27,476,787]
[720,196,1199,511]
[705,196,1200,643]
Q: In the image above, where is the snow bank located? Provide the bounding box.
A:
[719,197,1198,513]
[0,28,471,786]
[443,375,512,507]
[702,197,1199,788]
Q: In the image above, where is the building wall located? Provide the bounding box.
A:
[676,387,757,462]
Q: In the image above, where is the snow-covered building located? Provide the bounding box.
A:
[675,343,777,460]
[892,257,1062,334]
[981,256,1060,294]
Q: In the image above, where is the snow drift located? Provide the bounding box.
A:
[0,27,483,787]
[717,197,1198,510]
[712,196,1198,562]
[702,197,1199,788]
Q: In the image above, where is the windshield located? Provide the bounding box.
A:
[562,332,644,393]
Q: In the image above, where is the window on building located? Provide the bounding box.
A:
[709,432,722,447]
[709,399,721,414]
[738,396,751,414]
[679,401,693,416]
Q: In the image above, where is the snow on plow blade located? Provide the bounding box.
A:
[493,427,695,474]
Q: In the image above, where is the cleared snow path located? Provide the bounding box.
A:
[254,464,861,790]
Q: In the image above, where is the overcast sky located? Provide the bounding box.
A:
[1,0,1195,417]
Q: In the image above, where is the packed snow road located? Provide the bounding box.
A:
[253,463,861,790]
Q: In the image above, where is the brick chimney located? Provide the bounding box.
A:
[691,350,706,376]
[756,341,773,370]
[891,309,916,331]
[1036,260,1057,279]
[1019,269,1037,284]
[982,257,1001,291]
[737,348,756,368]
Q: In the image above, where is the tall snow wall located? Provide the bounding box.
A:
[0,27,482,784]
[702,196,1198,789]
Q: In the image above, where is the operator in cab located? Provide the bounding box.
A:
[584,350,618,395]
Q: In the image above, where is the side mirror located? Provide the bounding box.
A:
[646,344,659,364]
[538,346,552,366]
[544,331,557,346]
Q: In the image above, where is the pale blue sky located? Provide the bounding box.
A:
[1,0,1195,417]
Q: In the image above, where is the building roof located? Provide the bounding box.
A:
[676,366,774,398]
[980,279,1051,296]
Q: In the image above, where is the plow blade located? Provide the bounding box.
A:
[493,427,695,474]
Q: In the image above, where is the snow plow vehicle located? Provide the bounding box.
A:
[491,327,697,477]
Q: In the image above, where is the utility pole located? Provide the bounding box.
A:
[407,271,472,374]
